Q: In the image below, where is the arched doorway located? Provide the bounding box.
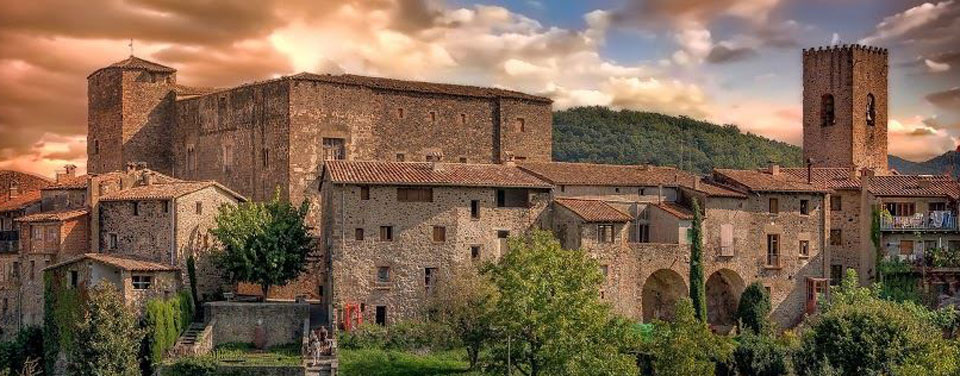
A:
[642,269,687,322]
[706,269,745,329]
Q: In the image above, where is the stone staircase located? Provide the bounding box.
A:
[170,321,213,357]
[305,357,338,376]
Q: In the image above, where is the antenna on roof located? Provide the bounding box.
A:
[128,39,134,57]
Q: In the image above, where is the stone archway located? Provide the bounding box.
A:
[706,269,746,329]
[642,269,687,322]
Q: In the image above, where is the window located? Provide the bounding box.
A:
[46,226,59,243]
[398,108,404,118]
[719,224,734,256]
[424,267,438,292]
[516,118,526,132]
[830,264,843,286]
[831,196,842,211]
[470,200,480,219]
[132,275,152,290]
[163,201,169,213]
[375,306,387,325]
[799,240,810,258]
[222,143,234,172]
[597,224,614,243]
[496,189,529,208]
[766,234,780,268]
[70,270,78,288]
[377,267,390,283]
[830,229,842,246]
[630,222,650,243]
[866,93,876,126]
[821,94,835,126]
[769,198,779,214]
[397,188,433,202]
[32,226,42,240]
[196,202,203,215]
[355,228,364,241]
[360,186,370,200]
[931,202,948,212]
[396,153,405,162]
[93,139,100,155]
[133,201,140,216]
[600,265,609,279]
[108,233,118,249]
[429,111,437,122]
[460,113,466,124]
[459,157,467,163]
[322,138,345,161]
[471,245,481,259]
[186,145,196,172]
[29,260,34,280]
[885,202,916,217]
[900,240,914,256]
[432,226,446,242]
[800,200,809,215]
[380,226,394,241]
[262,148,270,168]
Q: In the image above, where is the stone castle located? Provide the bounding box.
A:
[2,44,959,338]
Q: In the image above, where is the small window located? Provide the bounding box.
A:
[460,114,466,124]
[831,196,842,211]
[32,226,42,240]
[355,228,364,241]
[262,148,270,168]
[821,94,835,126]
[766,234,780,268]
[360,186,370,200]
[459,157,467,163]
[470,245,481,259]
[429,111,437,122]
[70,270,79,288]
[132,275,152,290]
[470,200,480,219]
[600,265,609,279]
[799,240,810,258]
[930,202,948,212]
[397,187,433,202]
[496,189,529,208]
[424,267,438,292]
[222,144,235,172]
[885,203,916,217]
[108,233,118,249]
[133,202,140,216]
[899,240,914,256]
[497,230,510,239]
[398,108,404,119]
[380,226,394,241]
[769,198,779,214]
[29,260,35,280]
[396,153,405,162]
[377,267,390,283]
[830,264,843,286]
[866,93,876,126]
[516,118,526,132]
[598,224,614,243]
[830,229,842,246]
[196,202,203,215]
[432,226,446,242]
[375,306,387,325]
[93,139,99,155]
[800,200,809,215]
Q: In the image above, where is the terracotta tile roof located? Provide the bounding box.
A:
[867,175,960,199]
[287,72,551,102]
[15,208,89,222]
[712,169,830,194]
[45,169,181,191]
[44,174,89,190]
[554,198,633,222]
[99,181,245,201]
[0,191,41,213]
[1,170,53,202]
[323,161,552,189]
[654,202,695,220]
[518,162,746,198]
[89,56,176,78]
[45,253,178,272]
[781,168,862,190]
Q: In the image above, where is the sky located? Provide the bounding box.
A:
[1,0,959,178]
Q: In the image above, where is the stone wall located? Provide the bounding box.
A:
[204,301,309,348]
[100,200,172,262]
[175,187,240,298]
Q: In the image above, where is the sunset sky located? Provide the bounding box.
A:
[1,0,958,177]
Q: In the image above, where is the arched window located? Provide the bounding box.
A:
[866,93,876,126]
[821,94,835,126]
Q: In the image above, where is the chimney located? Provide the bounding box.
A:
[125,162,136,173]
[918,178,932,189]
[64,164,77,177]
[806,158,815,185]
[8,183,18,199]
[136,162,148,170]
[848,167,860,180]
[143,172,155,186]
[768,161,780,176]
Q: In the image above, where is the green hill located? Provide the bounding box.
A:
[552,106,804,175]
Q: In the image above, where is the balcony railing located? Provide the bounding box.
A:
[879,211,957,231]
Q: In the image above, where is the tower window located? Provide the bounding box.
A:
[866,93,876,126]
[516,118,526,132]
[429,111,437,122]
[398,108,404,119]
[821,94,835,126]
[93,139,99,155]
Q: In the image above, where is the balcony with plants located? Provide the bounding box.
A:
[878,208,958,232]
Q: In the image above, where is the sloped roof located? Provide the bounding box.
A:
[98,181,245,201]
[781,167,862,190]
[323,161,552,189]
[288,72,551,103]
[45,253,178,272]
[15,208,89,222]
[44,174,89,190]
[0,191,41,213]
[554,198,633,222]
[653,202,695,220]
[518,161,745,198]
[89,56,176,77]
[0,170,53,201]
[713,169,830,194]
[868,175,960,199]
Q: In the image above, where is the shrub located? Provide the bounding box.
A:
[734,331,791,376]
[338,321,455,352]
[338,323,388,350]
[163,356,217,376]
[737,282,772,334]
[643,298,735,376]
[0,327,43,373]
[144,290,195,365]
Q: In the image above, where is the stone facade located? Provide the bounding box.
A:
[204,301,309,348]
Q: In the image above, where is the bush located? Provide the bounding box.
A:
[0,327,43,373]
[338,323,388,350]
[338,321,455,352]
[734,331,791,376]
[144,290,195,365]
[163,356,217,376]
[737,282,772,334]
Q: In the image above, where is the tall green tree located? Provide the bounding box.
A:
[67,282,144,376]
[643,298,735,376]
[484,230,638,376]
[426,264,495,370]
[689,198,707,322]
[737,281,773,334]
[211,192,313,298]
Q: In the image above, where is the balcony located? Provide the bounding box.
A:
[879,211,957,232]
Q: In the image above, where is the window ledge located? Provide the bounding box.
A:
[763,265,782,270]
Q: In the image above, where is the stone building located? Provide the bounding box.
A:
[44,253,181,312]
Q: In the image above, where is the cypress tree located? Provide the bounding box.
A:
[689,198,707,322]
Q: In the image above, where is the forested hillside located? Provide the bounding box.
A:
[552,107,804,175]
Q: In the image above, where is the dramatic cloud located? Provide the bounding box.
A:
[926,87,960,111]
[888,117,957,161]
[706,44,758,64]
[861,1,960,47]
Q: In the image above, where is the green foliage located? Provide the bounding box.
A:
[426,264,495,368]
[927,247,960,268]
[0,327,43,374]
[67,281,144,376]
[737,282,773,334]
[552,107,803,174]
[642,298,735,376]
[144,290,195,366]
[338,321,457,352]
[43,270,84,375]
[871,207,883,267]
[689,198,707,322]
[163,356,218,376]
[734,331,791,376]
[211,191,313,297]
[339,349,482,376]
[483,230,638,376]
[795,269,960,375]
[187,254,200,319]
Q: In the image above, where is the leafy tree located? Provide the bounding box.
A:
[211,192,313,298]
[795,269,960,375]
[734,331,791,376]
[0,327,43,374]
[187,254,200,319]
[484,230,637,376]
[643,298,735,376]
[67,281,144,376]
[737,281,773,334]
[426,264,495,369]
[689,198,707,322]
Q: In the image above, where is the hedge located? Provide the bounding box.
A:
[145,290,195,365]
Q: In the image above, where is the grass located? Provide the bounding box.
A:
[339,349,488,376]
[208,342,302,366]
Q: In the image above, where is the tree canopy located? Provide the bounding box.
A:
[67,282,144,376]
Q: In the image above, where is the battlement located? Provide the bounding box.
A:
[803,44,888,56]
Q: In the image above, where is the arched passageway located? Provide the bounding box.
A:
[706,269,746,329]
[641,269,687,322]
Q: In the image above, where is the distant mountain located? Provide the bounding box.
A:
[889,151,960,177]
[552,106,803,175]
